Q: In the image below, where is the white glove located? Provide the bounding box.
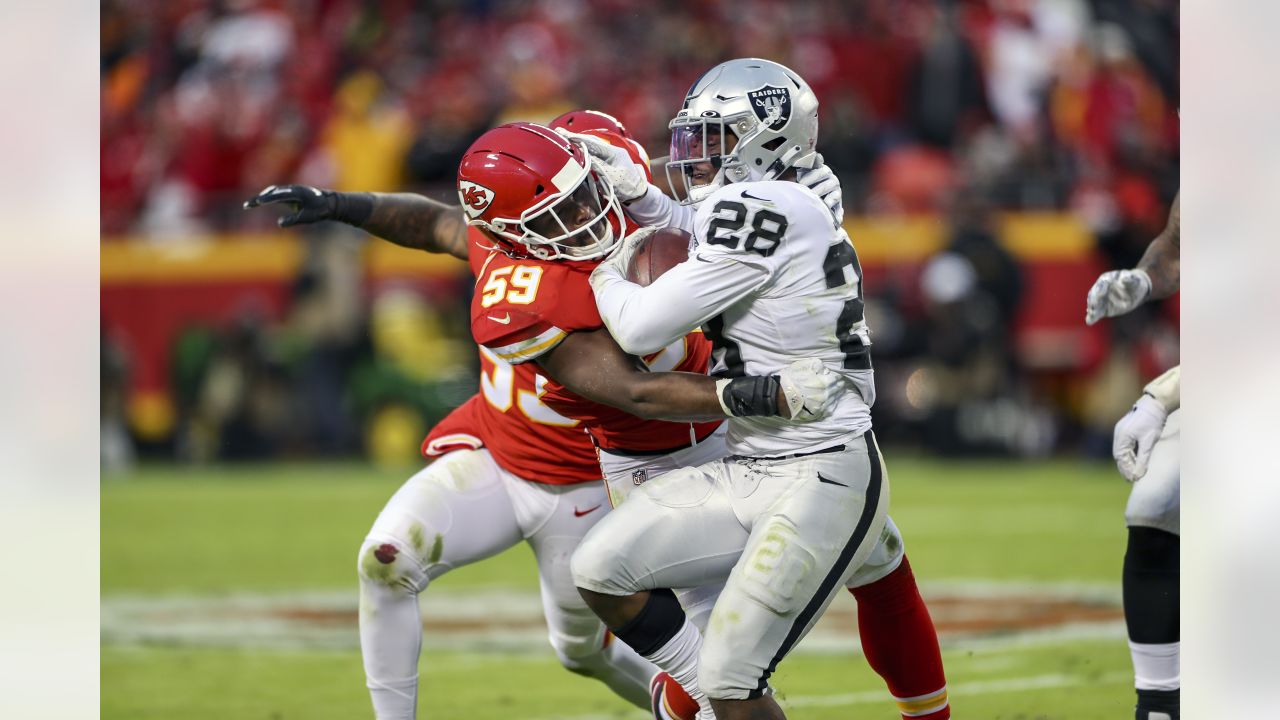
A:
[1085,269,1152,325]
[778,358,844,422]
[797,154,844,226]
[590,226,657,291]
[555,129,649,202]
[1112,394,1168,482]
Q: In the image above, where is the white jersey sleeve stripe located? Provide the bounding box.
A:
[424,433,484,456]
[490,327,567,363]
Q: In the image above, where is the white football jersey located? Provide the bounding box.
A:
[689,181,874,456]
[593,180,875,457]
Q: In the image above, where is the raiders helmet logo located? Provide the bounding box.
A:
[458,181,495,219]
[748,84,792,131]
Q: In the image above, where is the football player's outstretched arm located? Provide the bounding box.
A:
[244,185,469,261]
[537,329,835,422]
[1137,191,1180,299]
[1085,191,1179,324]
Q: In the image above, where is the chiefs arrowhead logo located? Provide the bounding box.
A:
[458,181,495,219]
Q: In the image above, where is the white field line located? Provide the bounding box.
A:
[535,671,1135,720]
[101,579,1124,654]
[780,670,1133,709]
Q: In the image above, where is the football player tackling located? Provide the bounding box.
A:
[246,115,838,720]
[251,103,946,719]
[1086,192,1181,720]
[574,59,946,720]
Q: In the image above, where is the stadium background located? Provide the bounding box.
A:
[100,0,1179,718]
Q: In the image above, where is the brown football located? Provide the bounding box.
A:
[625,228,692,286]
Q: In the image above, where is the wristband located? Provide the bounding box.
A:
[1142,365,1180,413]
[715,376,782,418]
[333,192,375,226]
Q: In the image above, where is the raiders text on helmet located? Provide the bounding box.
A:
[666,58,820,204]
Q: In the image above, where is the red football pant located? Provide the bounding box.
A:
[850,555,949,719]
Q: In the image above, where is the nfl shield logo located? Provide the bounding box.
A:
[632,469,649,486]
[748,85,792,131]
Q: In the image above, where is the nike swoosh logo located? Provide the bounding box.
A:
[573,504,603,518]
[817,473,847,487]
[740,190,770,202]
[488,313,512,324]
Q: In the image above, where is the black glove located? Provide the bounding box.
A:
[243,184,374,228]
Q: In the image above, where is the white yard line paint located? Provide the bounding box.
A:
[781,670,1134,709]
[921,578,1120,600]
[102,580,1124,653]
[534,671,1135,720]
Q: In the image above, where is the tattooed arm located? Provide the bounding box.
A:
[244,185,469,261]
[1085,191,1180,325]
[1137,192,1180,300]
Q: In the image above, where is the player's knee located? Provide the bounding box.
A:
[548,628,610,677]
[846,517,905,589]
[357,537,426,593]
[570,532,633,596]
[1124,503,1179,534]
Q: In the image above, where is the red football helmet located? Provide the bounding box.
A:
[457,122,625,261]
[548,109,633,139]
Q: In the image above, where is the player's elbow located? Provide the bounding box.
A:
[617,385,665,420]
[609,324,668,357]
[610,379,673,421]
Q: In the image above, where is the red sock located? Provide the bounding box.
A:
[654,672,700,720]
[850,555,950,719]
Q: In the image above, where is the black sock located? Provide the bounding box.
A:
[1124,527,1179,644]
[1135,687,1179,719]
[610,588,686,656]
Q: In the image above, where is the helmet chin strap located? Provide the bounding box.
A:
[760,145,808,181]
[686,168,727,205]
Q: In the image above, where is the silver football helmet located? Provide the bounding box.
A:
[666,58,820,204]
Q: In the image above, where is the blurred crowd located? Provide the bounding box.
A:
[100,0,1180,465]
[102,0,1178,233]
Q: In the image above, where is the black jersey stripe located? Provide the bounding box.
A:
[749,431,883,698]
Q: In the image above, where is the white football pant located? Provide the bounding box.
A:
[357,449,656,719]
[598,425,904,629]
[574,432,890,700]
[1125,410,1180,535]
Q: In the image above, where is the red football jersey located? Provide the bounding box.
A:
[470,247,720,453]
[466,127,719,453]
[420,229,602,486]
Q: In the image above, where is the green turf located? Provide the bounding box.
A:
[101,462,540,595]
[102,458,1127,594]
[102,458,1135,718]
[102,640,1134,719]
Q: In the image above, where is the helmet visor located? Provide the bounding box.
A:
[666,117,738,203]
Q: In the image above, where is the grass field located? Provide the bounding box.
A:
[102,457,1136,719]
